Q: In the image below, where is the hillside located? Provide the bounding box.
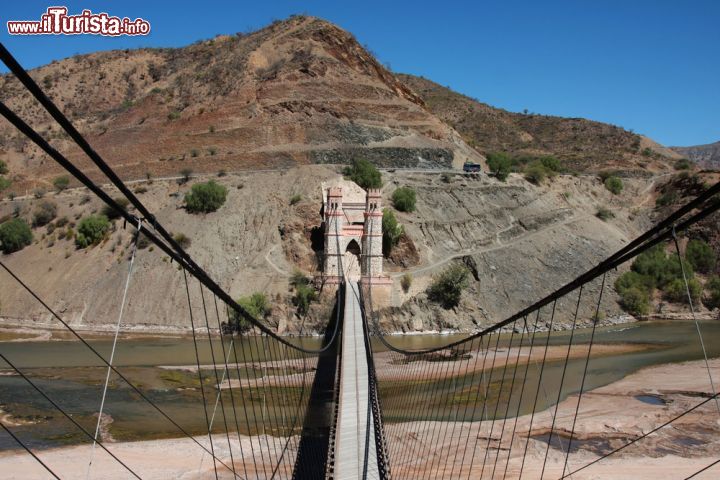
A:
[0,166,662,334]
[0,15,481,194]
[0,15,713,335]
[399,74,681,174]
[672,141,720,170]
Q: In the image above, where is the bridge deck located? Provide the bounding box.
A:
[334,281,380,479]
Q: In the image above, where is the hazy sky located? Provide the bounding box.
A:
[1,0,718,146]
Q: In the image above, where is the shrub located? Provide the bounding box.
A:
[598,170,618,182]
[229,293,269,332]
[208,147,217,156]
[75,214,110,248]
[101,197,130,220]
[289,194,302,205]
[618,287,650,316]
[382,208,403,255]
[631,245,694,289]
[167,111,180,121]
[615,271,654,295]
[33,188,46,199]
[343,159,382,189]
[217,169,227,177]
[685,239,716,274]
[294,283,317,316]
[135,232,151,250]
[595,207,614,221]
[0,160,7,175]
[674,159,691,170]
[656,191,678,207]
[441,173,452,183]
[604,176,623,195]
[290,270,310,287]
[664,278,702,304]
[486,152,512,181]
[400,273,412,293]
[173,232,191,248]
[178,168,193,184]
[427,263,469,309]
[0,218,33,254]
[190,149,199,158]
[392,187,416,212]
[539,155,562,172]
[53,175,70,191]
[184,180,228,213]
[32,201,57,227]
[704,276,720,310]
[524,161,548,184]
[0,176,11,192]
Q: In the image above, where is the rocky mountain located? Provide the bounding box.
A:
[0,15,709,335]
[0,15,481,194]
[399,74,681,174]
[672,141,720,170]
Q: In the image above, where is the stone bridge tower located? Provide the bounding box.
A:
[361,189,384,284]
[322,181,391,293]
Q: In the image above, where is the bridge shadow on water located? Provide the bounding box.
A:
[292,287,343,479]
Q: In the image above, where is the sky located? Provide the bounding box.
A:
[1,1,718,147]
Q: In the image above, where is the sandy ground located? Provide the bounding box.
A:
[0,433,299,480]
[386,358,720,479]
[199,342,648,389]
[0,359,718,478]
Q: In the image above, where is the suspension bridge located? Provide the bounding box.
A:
[0,41,719,479]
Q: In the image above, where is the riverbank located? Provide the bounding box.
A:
[387,358,720,479]
[1,358,717,478]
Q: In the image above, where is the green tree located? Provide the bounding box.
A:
[75,214,110,248]
[427,263,469,309]
[704,276,720,310]
[290,270,316,316]
[615,271,654,295]
[382,208,403,256]
[392,187,416,212]
[0,218,33,254]
[618,287,650,316]
[184,180,228,213]
[664,278,702,304]
[486,152,512,181]
[604,176,623,195]
[685,239,716,274]
[0,160,7,175]
[53,175,70,192]
[631,245,694,289]
[343,159,382,189]
[229,293,269,332]
[32,200,57,227]
[294,283,317,316]
[0,176,10,192]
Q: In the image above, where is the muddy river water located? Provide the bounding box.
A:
[0,320,718,450]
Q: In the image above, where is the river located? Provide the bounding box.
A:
[0,320,718,450]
